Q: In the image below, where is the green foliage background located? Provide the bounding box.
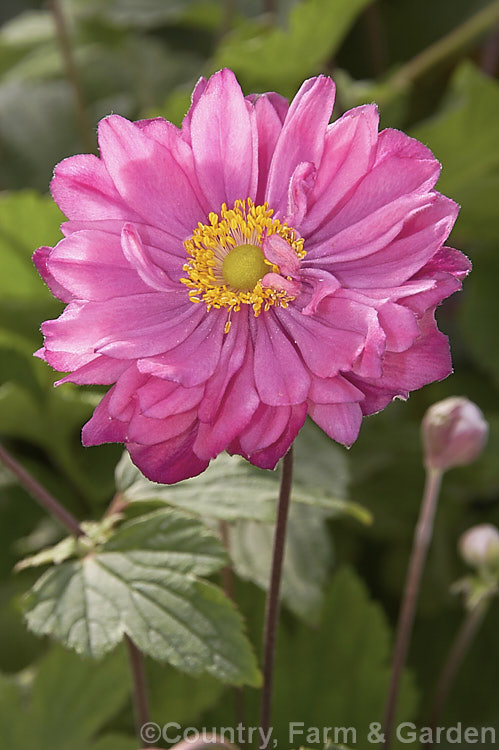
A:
[1,0,499,748]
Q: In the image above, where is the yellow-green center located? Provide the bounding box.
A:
[222,244,269,291]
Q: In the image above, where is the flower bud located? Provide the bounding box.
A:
[422,397,488,471]
[459,524,499,570]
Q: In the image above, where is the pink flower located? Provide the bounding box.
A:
[34,69,470,483]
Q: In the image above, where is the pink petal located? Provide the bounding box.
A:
[56,355,129,385]
[98,114,206,237]
[197,311,249,423]
[262,233,301,276]
[121,223,177,292]
[300,268,340,315]
[286,161,316,226]
[275,305,364,378]
[239,403,293,454]
[235,403,307,469]
[47,230,148,301]
[308,373,364,404]
[194,342,259,459]
[299,104,379,236]
[332,194,459,288]
[265,76,335,215]
[181,76,208,145]
[248,91,288,203]
[137,310,227,387]
[308,401,363,447]
[51,153,143,222]
[378,302,420,352]
[190,69,257,208]
[33,246,74,303]
[252,312,311,405]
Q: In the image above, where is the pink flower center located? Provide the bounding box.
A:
[181,198,305,331]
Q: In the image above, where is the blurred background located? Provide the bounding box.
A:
[1,1,499,749]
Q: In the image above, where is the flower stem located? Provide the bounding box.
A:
[378,0,499,106]
[428,599,488,731]
[125,634,152,745]
[259,446,294,746]
[0,443,84,538]
[48,0,94,153]
[383,467,443,750]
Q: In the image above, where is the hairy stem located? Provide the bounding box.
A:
[125,634,152,745]
[259,446,294,745]
[0,443,84,537]
[49,0,94,152]
[428,599,488,731]
[383,467,443,750]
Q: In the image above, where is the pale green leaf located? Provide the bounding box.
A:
[229,504,333,623]
[24,509,260,686]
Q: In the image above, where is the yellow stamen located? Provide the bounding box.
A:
[180,198,305,320]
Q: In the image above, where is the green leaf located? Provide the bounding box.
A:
[0,644,130,750]
[23,509,261,687]
[0,190,63,301]
[215,0,373,95]
[148,658,224,725]
[269,567,418,750]
[116,420,367,524]
[411,61,499,248]
[229,504,333,623]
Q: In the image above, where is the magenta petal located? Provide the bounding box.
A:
[127,430,209,484]
[265,76,335,215]
[190,68,257,208]
[98,114,206,236]
[308,401,363,447]
[236,402,307,469]
[286,161,316,227]
[253,312,311,405]
[56,355,129,386]
[128,406,198,446]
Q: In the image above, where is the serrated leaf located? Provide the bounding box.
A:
[23,509,260,687]
[215,0,372,95]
